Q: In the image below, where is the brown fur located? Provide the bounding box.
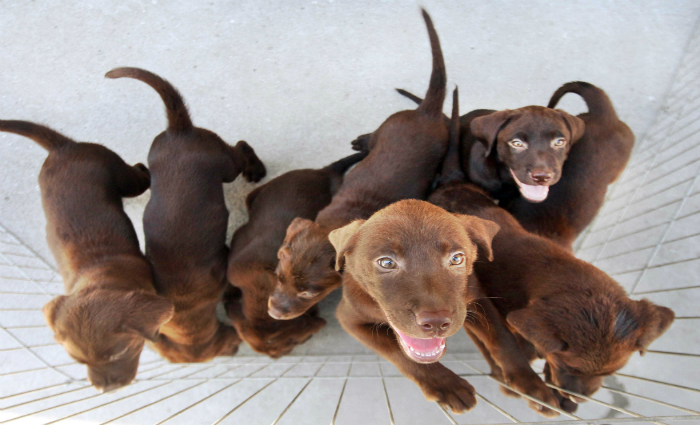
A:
[429,182,674,414]
[106,67,266,362]
[270,9,450,319]
[395,89,585,203]
[502,82,635,248]
[1,120,174,392]
[331,199,499,414]
[225,153,365,357]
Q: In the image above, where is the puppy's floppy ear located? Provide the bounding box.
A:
[470,110,513,157]
[328,220,366,272]
[43,295,68,332]
[124,292,175,342]
[556,110,585,145]
[632,300,675,356]
[507,302,568,353]
[278,218,316,259]
[455,214,500,261]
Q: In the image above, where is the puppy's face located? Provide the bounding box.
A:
[228,300,326,358]
[331,200,499,364]
[508,293,674,412]
[43,289,174,392]
[471,106,584,202]
[270,218,341,320]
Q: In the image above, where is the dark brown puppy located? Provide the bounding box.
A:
[1,120,174,392]
[330,196,499,414]
[270,9,450,320]
[394,89,585,203]
[502,82,635,248]
[225,152,365,358]
[429,183,674,414]
[422,90,561,417]
[107,67,265,362]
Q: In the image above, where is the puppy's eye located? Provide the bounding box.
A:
[298,291,319,299]
[450,253,465,266]
[553,138,566,147]
[377,257,397,269]
[508,139,526,149]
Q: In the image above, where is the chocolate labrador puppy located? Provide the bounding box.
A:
[330,196,499,414]
[394,88,585,203]
[503,82,635,248]
[1,120,174,392]
[107,67,265,362]
[430,183,674,414]
[269,9,450,320]
[225,152,365,357]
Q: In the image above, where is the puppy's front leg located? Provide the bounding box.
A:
[466,286,560,417]
[337,298,476,414]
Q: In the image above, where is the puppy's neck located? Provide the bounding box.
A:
[70,254,153,295]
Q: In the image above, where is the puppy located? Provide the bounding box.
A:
[270,9,450,320]
[226,152,365,358]
[106,67,265,362]
[330,196,499,413]
[502,82,635,248]
[0,120,174,392]
[430,184,674,414]
[394,89,585,203]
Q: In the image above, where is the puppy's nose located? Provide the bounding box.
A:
[530,169,553,184]
[415,311,452,332]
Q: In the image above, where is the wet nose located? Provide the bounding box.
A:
[415,310,452,333]
[530,169,553,184]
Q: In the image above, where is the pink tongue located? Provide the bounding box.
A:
[518,183,549,202]
[395,329,444,352]
[510,169,549,202]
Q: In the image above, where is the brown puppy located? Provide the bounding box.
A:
[394,89,585,203]
[0,120,174,392]
[430,182,674,414]
[270,9,450,320]
[226,152,365,358]
[106,67,265,362]
[502,82,635,248]
[330,197,499,414]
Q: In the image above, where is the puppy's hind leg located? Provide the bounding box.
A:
[114,161,151,198]
[350,133,373,152]
[227,141,266,183]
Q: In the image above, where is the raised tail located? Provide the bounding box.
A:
[436,87,465,185]
[0,120,73,151]
[325,151,368,175]
[396,88,423,106]
[105,67,193,133]
[547,81,618,120]
[416,9,447,117]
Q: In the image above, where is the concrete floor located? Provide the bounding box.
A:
[1,1,699,356]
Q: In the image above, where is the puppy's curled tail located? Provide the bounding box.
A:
[105,67,193,134]
[417,9,447,118]
[436,87,465,186]
[0,120,73,151]
[325,151,368,175]
[548,81,618,121]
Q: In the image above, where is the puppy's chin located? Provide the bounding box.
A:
[392,327,446,364]
[510,169,549,202]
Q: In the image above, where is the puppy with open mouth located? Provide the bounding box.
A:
[331,196,499,414]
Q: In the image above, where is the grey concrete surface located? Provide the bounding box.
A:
[1,1,699,356]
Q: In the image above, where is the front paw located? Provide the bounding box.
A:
[506,371,560,418]
[418,370,477,414]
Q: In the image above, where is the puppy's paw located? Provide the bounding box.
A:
[419,371,477,414]
[236,141,266,182]
[506,371,560,418]
[557,393,579,414]
[350,133,371,152]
